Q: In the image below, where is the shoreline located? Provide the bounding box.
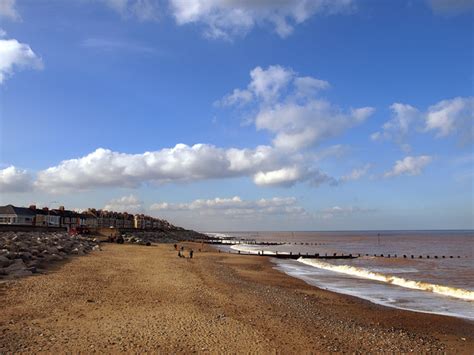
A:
[1,242,473,352]
[272,257,474,322]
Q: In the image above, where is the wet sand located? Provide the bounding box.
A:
[0,242,473,353]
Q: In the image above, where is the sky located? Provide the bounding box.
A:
[0,0,473,231]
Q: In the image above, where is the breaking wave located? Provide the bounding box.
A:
[297,258,474,301]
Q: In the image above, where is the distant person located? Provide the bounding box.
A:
[174,244,177,250]
[189,250,194,259]
[178,250,182,258]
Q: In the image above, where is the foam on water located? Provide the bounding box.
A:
[297,258,474,301]
[230,244,290,255]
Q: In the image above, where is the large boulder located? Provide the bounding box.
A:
[5,259,32,277]
[0,255,11,268]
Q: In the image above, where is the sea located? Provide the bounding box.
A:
[205,230,474,321]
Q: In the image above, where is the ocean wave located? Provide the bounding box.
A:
[297,258,474,301]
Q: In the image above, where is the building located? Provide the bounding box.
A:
[1,204,177,232]
[0,205,36,225]
[52,206,79,231]
[33,206,61,227]
[84,209,98,229]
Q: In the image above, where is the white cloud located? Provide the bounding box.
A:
[257,101,374,151]
[217,88,253,107]
[253,166,336,187]
[102,0,160,21]
[384,155,433,178]
[340,164,371,182]
[0,0,20,21]
[0,166,32,193]
[294,76,330,97]
[374,97,473,147]
[150,196,307,218]
[253,166,304,187]
[221,65,375,151]
[427,0,474,14]
[104,194,143,212]
[169,0,354,39]
[425,97,474,143]
[371,103,419,151]
[34,144,337,192]
[0,37,43,84]
[249,65,294,102]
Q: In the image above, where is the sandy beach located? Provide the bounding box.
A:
[1,242,473,353]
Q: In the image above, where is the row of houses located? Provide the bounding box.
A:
[0,204,175,231]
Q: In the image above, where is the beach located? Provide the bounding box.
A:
[1,242,473,353]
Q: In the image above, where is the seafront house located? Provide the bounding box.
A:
[0,205,37,225]
[84,209,99,229]
[134,214,145,229]
[52,206,80,231]
[123,213,134,229]
[33,206,61,227]
[1,204,174,231]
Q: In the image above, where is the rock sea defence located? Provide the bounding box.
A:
[0,231,100,278]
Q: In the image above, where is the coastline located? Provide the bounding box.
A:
[1,242,472,353]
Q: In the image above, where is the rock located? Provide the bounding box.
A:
[0,255,11,267]
[47,254,63,262]
[19,252,33,262]
[47,247,59,254]
[5,259,32,277]
[26,259,41,268]
[5,258,27,272]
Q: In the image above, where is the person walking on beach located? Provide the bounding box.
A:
[189,249,194,259]
[178,250,182,258]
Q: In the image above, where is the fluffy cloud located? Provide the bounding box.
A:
[0,0,20,21]
[425,97,474,143]
[257,101,374,151]
[0,37,43,84]
[151,196,307,218]
[0,166,32,193]
[169,0,354,39]
[253,166,336,187]
[104,194,143,212]
[34,144,336,192]
[221,65,375,151]
[340,164,371,182]
[373,97,473,147]
[102,0,160,21]
[384,155,433,178]
[371,103,419,151]
[253,167,303,187]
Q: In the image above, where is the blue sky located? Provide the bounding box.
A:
[0,0,473,231]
